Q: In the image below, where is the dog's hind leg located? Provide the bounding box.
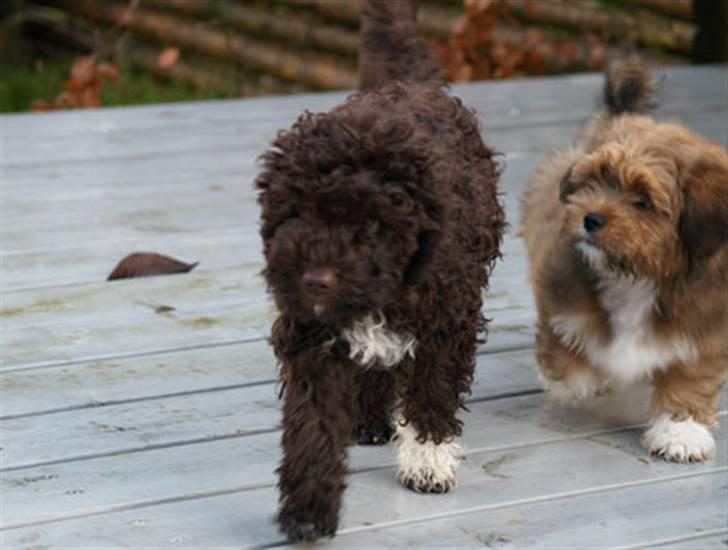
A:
[354,369,396,445]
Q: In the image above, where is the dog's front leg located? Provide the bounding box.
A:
[276,351,357,543]
[643,360,725,463]
[535,316,607,404]
[394,340,468,494]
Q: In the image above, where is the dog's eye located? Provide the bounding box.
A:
[366,219,380,233]
[634,192,653,210]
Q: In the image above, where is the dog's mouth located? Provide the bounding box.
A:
[295,296,370,325]
[575,237,635,277]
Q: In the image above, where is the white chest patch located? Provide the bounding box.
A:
[551,276,697,384]
[341,313,416,368]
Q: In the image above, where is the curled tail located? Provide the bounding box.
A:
[359,0,443,90]
[603,54,656,115]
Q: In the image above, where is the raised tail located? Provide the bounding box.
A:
[358,0,443,90]
[602,54,656,115]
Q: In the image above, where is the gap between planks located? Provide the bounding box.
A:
[616,528,728,550]
[0,335,534,375]
[0,372,541,423]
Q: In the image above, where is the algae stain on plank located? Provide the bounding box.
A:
[190,316,220,327]
[481,453,517,479]
[5,474,59,487]
[1,297,66,318]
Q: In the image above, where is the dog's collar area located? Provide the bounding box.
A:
[339,313,417,369]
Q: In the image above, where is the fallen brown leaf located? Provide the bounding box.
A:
[107,252,199,281]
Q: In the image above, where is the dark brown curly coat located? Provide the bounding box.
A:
[255,0,504,542]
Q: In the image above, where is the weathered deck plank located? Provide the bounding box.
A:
[3,65,723,168]
[1,349,542,470]
[331,472,727,548]
[3,421,724,547]
[2,104,723,250]
[1,65,726,548]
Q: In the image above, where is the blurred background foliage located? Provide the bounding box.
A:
[0,0,725,113]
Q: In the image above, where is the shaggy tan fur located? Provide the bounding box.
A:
[521,55,727,463]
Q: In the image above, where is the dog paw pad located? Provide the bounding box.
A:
[355,417,395,446]
[642,414,715,463]
[401,472,454,494]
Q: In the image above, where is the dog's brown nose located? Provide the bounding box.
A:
[302,268,337,294]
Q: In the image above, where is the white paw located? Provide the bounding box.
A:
[394,421,462,493]
[642,414,715,463]
[539,370,605,406]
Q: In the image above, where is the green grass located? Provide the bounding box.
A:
[0,58,234,114]
[100,65,231,107]
[0,60,68,113]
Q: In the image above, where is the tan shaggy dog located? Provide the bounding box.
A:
[521,56,727,463]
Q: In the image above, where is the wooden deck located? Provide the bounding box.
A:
[1,66,726,549]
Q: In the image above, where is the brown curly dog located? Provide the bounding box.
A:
[255,0,505,542]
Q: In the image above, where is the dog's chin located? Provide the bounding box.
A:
[575,239,608,272]
[575,238,640,278]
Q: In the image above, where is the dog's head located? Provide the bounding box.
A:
[256,99,443,324]
[559,129,728,279]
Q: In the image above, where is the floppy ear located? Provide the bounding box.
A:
[403,230,440,286]
[558,165,577,202]
[679,157,728,261]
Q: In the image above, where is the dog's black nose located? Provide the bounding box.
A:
[583,212,606,233]
[302,268,337,293]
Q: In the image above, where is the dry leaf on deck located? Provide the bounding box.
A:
[107,252,199,281]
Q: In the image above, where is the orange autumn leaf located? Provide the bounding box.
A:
[70,55,97,84]
[32,56,121,111]
[438,0,606,82]
[97,62,121,81]
[156,47,180,69]
[30,100,53,111]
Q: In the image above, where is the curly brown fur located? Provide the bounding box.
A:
[358,0,443,90]
[353,369,396,445]
[257,1,504,542]
[521,55,727,464]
